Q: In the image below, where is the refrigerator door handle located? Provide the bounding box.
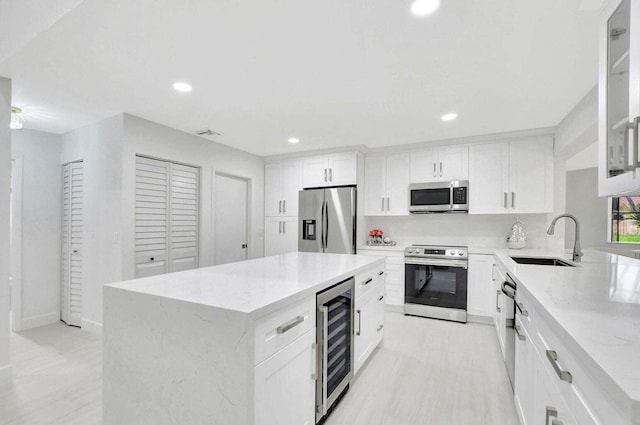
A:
[324,200,329,250]
[321,200,326,252]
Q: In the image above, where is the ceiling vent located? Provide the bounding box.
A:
[196,129,221,136]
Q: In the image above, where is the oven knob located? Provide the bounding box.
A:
[407,249,413,254]
[458,252,464,256]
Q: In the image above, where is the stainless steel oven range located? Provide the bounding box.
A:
[404,245,468,323]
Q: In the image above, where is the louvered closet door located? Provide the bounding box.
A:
[169,163,199,272]
[135,156,169,278]
[61,161,83,327]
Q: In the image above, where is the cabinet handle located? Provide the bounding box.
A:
[515,324,526,341]
[546,350,573,383]
[504,192,508,209]
[283,199,286,213]
[381,197,385,211]
[386,197,390,211]
[496,290,501,312]
[511,192,515,209]
[439,161,443,177]
[545,407,562,425]
[377,324,384,332]
[279,221,282,234]
[356,309,361,336]
[283,221,286,233]
[362,277,373,286]
[433,162,436,178]
[329,168,332,182]
[627,117,640,170]
[279,200,282,213]
[324,168,327,182]
[378,295,385,301]
[277,315,305,334]
[491,264,496,282]
[378,271,384,276]
[516,302,528,317]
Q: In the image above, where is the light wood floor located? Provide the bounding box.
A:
[0,313,518,425]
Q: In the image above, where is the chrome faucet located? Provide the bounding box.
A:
[547,214,583,262]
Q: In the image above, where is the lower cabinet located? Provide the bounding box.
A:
[357,249,404,307]
[514,315,535,425]
[254,328,316,425]
[493,264,506,358]
[467,254,498,320]
[354,264,386,374]
[265,217,298,256]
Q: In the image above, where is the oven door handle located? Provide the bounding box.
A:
[405,258,468,269]
[501,281,516,299]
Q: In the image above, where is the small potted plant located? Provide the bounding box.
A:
[368,228,384,245]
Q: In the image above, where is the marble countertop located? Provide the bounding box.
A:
[494,248,640,416]
[106,252,384,318]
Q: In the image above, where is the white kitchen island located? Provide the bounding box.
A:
[103,252,385,425]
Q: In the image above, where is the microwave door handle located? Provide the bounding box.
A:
[450,185,454,210]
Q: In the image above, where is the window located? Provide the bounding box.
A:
[610,196,640,243]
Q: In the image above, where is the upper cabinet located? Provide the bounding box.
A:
[410,145,468,183]
[469,137,553,214]
[599,0,640,195]
[364,153,410,216]
[302,152,357,188]
[265,160,303,217]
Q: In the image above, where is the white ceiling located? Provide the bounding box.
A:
[1,0,601,157]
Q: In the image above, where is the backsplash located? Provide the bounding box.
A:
[363,214,553,249]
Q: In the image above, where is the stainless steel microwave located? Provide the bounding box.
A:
[408,180,469,213]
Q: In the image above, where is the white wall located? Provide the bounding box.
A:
[0,77,12,385]
[61,115,124,331]
[11,130,62,330]
[120,114,265,280]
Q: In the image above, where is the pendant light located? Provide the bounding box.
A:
[10,107,25,130]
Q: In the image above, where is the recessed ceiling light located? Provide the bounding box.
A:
[411,0,440,17]
[288,137,300,144]
[172,81,192,93]
[441,113,458,122]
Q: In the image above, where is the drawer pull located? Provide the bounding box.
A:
[378,295,385,302]
[516,302,528,317]
[356,310,361,335]
[545,406,563,425]
[514,325,526,341]
[378,271,384,276]
[276,315,305,334]
[362,278,373,286]
[377,324,384,332]
[546,350,573,383]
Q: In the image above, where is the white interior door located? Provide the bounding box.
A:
[61,161,83,327]
[215,173,248,265]
[169,163,200,272]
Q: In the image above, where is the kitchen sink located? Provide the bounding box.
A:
[509,256,575,267]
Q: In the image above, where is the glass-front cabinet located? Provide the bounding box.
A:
[599,0,640,195]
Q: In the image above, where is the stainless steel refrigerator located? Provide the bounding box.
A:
[298,187,356,254]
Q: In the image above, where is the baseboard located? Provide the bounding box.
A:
[0,364,13,387]
[21,312,60,330]
[384,304,404,313]
[81,318,103,335]
[467,314,494,325]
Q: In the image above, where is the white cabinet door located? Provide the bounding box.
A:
[439,145,469,181]
[509,138,553,214]
[514,316,535,425]
[282,161,302,216]
[265,163,283,217]
[328,152,357,186]
[468,142,510,214]
[254,329,316,425]
[354,289,377,374]
[409,149,438,183]
[374,280,385,346]
[283,217,298,254]
[302,156,329,188]
[533,355,577,425]
[493,265,506,357]
[364,155,387,216]
[385,153,410,215]
[265,218,284,256]
[169,163,200,273]
[467,254,496,319]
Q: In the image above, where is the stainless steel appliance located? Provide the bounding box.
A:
[408,180,469,213]
[299,187,356,254]
[501,273,517,391]
[404,245,468,323]
[316,277,354,423]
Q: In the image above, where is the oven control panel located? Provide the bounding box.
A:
[404,245,468,259]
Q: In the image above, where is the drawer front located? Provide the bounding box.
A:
[515,288,534,332]
[533,314,617,425]
[255,296,316,365]
[355,265,381,299]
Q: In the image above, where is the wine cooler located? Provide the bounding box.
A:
[315,277,354,423]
